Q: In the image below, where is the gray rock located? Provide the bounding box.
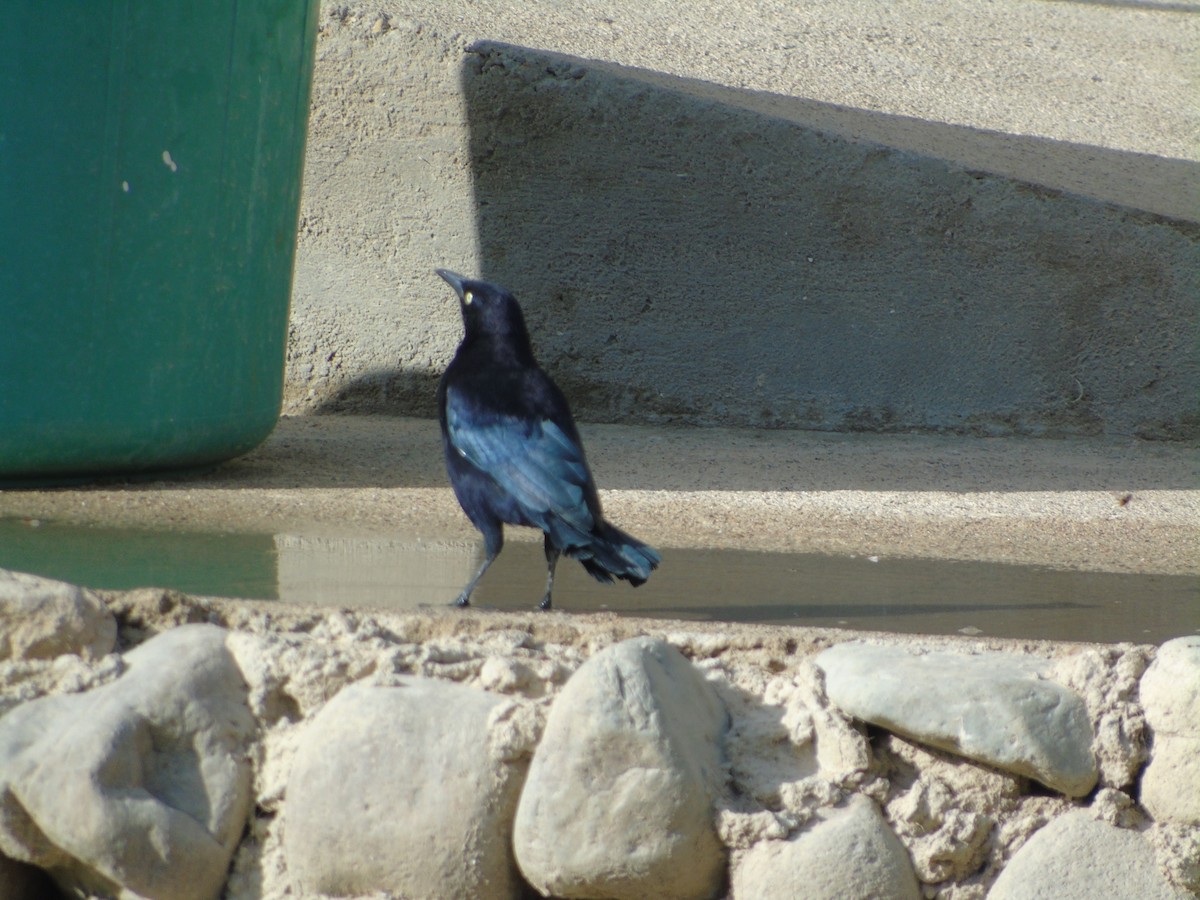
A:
[1142,638,1200,730]
[816,643,1097,796]
[731,794,920,900]
[284,679,527,898]
[0,568,115,661]
[1140,637,1200,825]
[513,636,728,900]
[987,810,1188,899]
[0,624,255,900]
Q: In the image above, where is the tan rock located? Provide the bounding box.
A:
[818,643,1097,796]
[732,795,919,900]
[1140,637,1200,825]
[513,637,728,899]
[284,679,528,898]
[988,811,1188,900]
[0,624,255,900]
[0,568,115,661]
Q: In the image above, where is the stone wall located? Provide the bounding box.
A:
[1,568,1197,899]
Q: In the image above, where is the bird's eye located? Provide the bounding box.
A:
[463,290,474,305]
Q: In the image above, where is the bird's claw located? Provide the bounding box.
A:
[537,595,553,611]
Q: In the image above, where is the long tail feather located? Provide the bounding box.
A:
[571,521,660,586]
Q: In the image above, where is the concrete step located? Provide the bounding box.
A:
[0,416,1194,576]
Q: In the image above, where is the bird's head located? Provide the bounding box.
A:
[436,269,534,360]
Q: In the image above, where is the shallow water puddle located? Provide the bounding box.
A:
[1,518,1196,644]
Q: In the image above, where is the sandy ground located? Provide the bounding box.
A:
[0,415,1195,577]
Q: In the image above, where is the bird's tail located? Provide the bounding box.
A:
[570,520,661,587]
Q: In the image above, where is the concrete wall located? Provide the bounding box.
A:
[287,10,1199,439]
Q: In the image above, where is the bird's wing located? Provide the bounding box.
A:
[445,387,595,534]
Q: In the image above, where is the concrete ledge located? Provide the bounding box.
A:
[0,416,1195,576]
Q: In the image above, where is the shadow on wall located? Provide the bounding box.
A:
[314,368,442,418]
[406,40,1196,440]
[1041,0,1200,13]
[312,40,1199,439]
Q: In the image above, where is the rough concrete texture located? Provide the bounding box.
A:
[2,581,1199,899]
[288,1,1199,438]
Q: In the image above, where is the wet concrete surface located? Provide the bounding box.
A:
[3,516,1195,644]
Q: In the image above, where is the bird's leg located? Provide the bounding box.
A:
[539,536,560,611]
[453,552,494,607]
[454,528,502,607]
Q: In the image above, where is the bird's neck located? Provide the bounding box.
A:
[460,329,537,369]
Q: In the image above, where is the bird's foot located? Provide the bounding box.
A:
[537,594,553,611]
[451,594,471,608]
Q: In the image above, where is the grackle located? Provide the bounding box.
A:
[435,269,660,610]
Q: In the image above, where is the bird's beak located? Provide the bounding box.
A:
[436,268,468,301]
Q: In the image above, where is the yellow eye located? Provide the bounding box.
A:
[463,290,474,305]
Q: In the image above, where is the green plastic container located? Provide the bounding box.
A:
[0,1,318,482]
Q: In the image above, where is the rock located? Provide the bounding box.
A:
[0,624,255,900]
[1051,645,1149,790]
[988,810,1188,899]
[1141,738,1200,825]
[880,732,1030,884]
[721,660,871,831]
[816,643,1097,796]
[284,679,528,898]
[1140,636,1200,824]
[724,690,820,810]
[1051,646,1150,790]
[887,775,993,883]
[0,568,115,661]
[1152,821,1200,896]
[731,794,920,900]
[513,636,728,900]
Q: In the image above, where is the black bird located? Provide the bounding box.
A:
[435,268,660,610]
